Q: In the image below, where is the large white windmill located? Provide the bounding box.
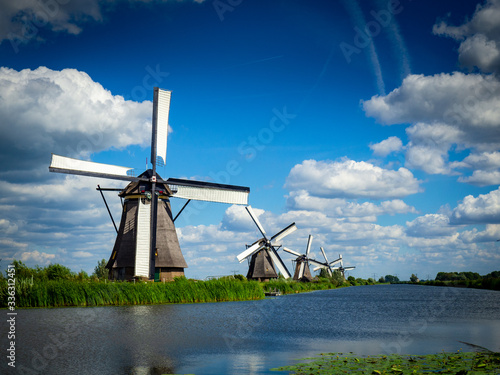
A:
[314,250,356,279]
[283,235,325,281]
[49,88,250,281]
[237,206,296,281]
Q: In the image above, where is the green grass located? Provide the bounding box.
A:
[271,351,500,374]
[0,277,265,308]
[0,275,378,308]
[262,278,352,295]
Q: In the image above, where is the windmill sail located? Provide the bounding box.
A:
[167,178,249,205]
[135,197,151,278]
[151,88,170,168]
[49,154,137,181]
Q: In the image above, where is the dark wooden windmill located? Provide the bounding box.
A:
[237,206,296,281]
[283,235,326,282]
[49,88,249,281]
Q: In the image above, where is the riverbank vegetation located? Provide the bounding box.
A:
[0,260,380,308]
[271,350,500,374]
[386,271,500,291]
[1,274,265,308]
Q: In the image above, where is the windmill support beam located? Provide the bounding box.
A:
[173,199,191,222]
[97,185,118,233]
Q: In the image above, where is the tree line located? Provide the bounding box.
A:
[1,259,109,281]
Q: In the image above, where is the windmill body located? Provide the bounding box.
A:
[49,88,249,281]
[237,206,296,281]
[283,235,325,282]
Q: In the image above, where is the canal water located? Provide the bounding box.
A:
[3,284,499,374]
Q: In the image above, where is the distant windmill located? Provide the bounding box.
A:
[314,250,355,279]
[237,206,296,281]
[49,88,250,281]
[283,235,325,282]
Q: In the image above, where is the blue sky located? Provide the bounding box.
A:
[1,0,499,280]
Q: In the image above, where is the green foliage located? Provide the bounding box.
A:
[485,271,500,278]
[436,271,481,281]
[318,268,330,279]
[378,276,386,283]
[46,263,73,280]
[271,351,500,374]
[316,269,345,285]
[7,260,46,280]
[410,273,419,282]
[384,274,400,283]
[233,274,246,281]
[92,258,109,280]
[0,277,265,308]
[76,270,89,281]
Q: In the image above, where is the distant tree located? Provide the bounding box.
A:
[410,274,419,282]
[233,274,246,281]
[384,275,399,283]
[347,275,356,283]
[378,276,386,283]
[318,268,330,279]
[8,260,47,280]
[76,270,89,281]
[461,272,481,280]
[332,270,344,284]
[485,271,500,278]
[46,263,73,280]
[93,259,109,280]
[367,278,375,284]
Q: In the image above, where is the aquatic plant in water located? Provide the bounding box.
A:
[271,351,500,374]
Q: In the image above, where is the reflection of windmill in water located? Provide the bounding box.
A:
[283,235,326,282]
[314,249,356,279]
[237,206,296,281]
[49,88,250,281]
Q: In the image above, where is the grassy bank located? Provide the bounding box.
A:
[417,278,500,291]
[0,276,369,308]
[262,277,355,295]
[271,351,500,374]
[0,277,265,308]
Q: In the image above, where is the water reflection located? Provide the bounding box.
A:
[7,285,500,375]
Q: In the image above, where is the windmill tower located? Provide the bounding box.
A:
[283,235,325,282]
[237,206,296,281]
[49,88,250,281]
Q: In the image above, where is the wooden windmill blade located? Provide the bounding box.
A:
[268,246,291,279]
[151,87,170,168]
[49,154,140,182]
[167,178,249,205]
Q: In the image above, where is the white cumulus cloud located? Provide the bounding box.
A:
[369,136,403,157]
[284,159,421,199]
[433,0,500,75]
[0,66,152,180]
[450,187,500,224]
[286,190,416,222]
